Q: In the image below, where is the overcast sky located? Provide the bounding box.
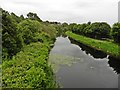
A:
[0,0,119,25]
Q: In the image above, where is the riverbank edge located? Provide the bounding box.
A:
[66,31,120,60]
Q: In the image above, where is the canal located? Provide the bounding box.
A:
[49,36,119,88]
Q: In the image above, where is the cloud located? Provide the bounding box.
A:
[0,0,119,25]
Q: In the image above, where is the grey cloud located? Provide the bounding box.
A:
[12,1,48,9]
[0,0,118,25]
[74,1,96,9]
[40,10,87,23]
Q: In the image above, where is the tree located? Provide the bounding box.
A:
[61,22,69,35]
[99,22,111,39]
[27,12,42,22]
[69,23,78,33]
[20,15,24,20]
[87,21,91,25]
[84,22,111,39]
[78,23,89,35]
[112,23,120,43]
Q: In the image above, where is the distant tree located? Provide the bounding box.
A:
[61,22,69,34]
[84,25,93,37]
[56,24,62,36]
[69,23,77,33]
[84,22,111,39]
[77,23,89,35]
[62,22,68,28]
[20,15,24,20]
[99,22,111,39]
[45,20,49,23]
[112,23,120,43]
[27,12,42,22]
[87,21,91,25]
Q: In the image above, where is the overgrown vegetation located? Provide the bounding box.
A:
[2,42,57,88]
[2,8,60,88]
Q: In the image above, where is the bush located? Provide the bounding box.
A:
[17,19,43,44]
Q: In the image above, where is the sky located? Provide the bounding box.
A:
[0,0,119,25]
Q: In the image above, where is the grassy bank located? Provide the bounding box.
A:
[2,42,57,89]
[66,31,120,59]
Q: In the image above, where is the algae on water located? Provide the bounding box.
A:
[49,53,83,73]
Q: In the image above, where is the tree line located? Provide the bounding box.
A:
[61,22,120,44]
[1,8,62,59]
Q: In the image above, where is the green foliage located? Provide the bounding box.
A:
[2,42,57,88]
[53,24,62,37]
[2,10,23,58]
[2,9,58,58]
[2,9,58,88]
[17,19,57,44]
[27,12,42,22]
[77,23,88,35]
[69,22,111,40]
[17,19,43,44]
[61,23,69,35]
[86,22,111,39]
[69,23,88,35]
[41,24,57,40]
[69,23,78,33]
[20,15,24,20]
[11,12,22,23]
[112,22,120,44]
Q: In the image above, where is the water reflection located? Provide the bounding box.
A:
[69,37,107,59]
[69,37,120,74]
[49,36,118,88]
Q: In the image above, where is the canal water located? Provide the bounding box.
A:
[49,36,119,88]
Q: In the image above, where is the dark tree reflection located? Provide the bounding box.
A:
[69,37,107,59]
[108,56,120,74]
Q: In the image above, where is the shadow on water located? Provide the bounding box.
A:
[69,37,120,74]
[69,37,107,59]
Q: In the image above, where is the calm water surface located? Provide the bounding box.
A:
[49,36,119,88]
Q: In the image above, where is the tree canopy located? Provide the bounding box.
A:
[27,12,42,22]
[112,22,120,44]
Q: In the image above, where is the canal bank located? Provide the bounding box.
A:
[66,31,120,60]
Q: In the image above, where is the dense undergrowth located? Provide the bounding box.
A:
[2,42,58,88]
